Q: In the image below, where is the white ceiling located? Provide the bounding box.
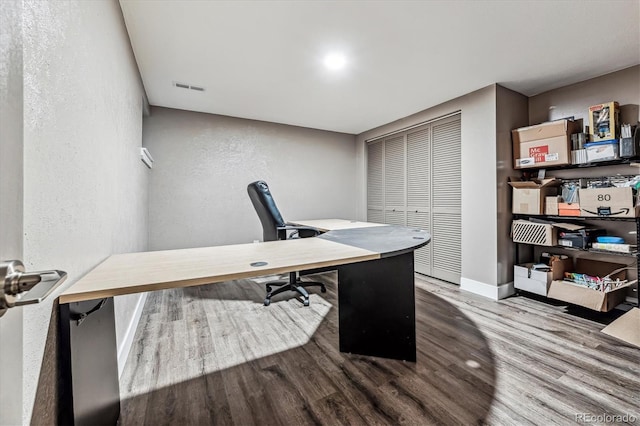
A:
[119,0,640,134]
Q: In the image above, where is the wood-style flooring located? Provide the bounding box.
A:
[118,272,640,425]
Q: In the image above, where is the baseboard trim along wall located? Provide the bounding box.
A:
[117,293,148,378]
[460,277,515,301]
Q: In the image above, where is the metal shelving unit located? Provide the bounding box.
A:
[513,208,640,310]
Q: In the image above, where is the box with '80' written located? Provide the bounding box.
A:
[579,187,637,218]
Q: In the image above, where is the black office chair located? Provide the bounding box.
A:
[247,180,326,306]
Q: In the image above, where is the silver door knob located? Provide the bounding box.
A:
[0,260,67,317]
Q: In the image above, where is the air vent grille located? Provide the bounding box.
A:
[173,82,205,92]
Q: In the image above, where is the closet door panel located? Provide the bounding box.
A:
[431,115,461,283]
[432,118,461,212]
[384,135,406,225]
[367,141,384,223]
[432,212,461,284]
[407,125,431,274]
[385,209,406,226]
[407,211,431,275]
[367,209,384,224]
[407,126,430,210]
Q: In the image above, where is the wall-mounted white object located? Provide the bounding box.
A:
[140,147,154,169]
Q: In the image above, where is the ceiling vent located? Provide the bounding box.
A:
[173,82,205,92]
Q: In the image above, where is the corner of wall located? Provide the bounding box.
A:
[460,277,515,301]
[495,86,528,285]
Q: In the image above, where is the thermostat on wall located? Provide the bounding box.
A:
[140,147,154,169]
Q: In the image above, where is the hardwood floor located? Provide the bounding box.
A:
[118,272,640,425]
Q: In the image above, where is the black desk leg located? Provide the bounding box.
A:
[338,251,416,362]
[59,297,120,426]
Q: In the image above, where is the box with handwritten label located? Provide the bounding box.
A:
[579,187,637,218]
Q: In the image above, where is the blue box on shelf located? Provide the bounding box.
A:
[584,139,619,162]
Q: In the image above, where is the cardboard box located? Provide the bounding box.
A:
[558,202,580,216]
[602,308,640,348]
[509,178,560,214]
[514,257,573,296]
[545,196,561,215]
[579,187,636,218]
[511,220,583,246]
[512,120,579,169]
[548,258,631,312]
[589,101,620,141]
[585,140,619,162]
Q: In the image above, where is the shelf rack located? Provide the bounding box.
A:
[513,168,640,308]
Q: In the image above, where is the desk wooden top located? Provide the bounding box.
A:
[289,219,387,232]
[59,220,430,304]
[59,237,378,304]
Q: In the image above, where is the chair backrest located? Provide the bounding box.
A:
[247,180,286,241]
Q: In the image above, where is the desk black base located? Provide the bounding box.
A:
[59,298,120,426]
[337,251,417,362]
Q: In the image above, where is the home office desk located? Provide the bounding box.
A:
[57,220,430,425]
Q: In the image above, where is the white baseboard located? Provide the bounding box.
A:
[460,277,514,301]
[117,293,147,378]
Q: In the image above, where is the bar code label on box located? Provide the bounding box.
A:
[516,157,535,167]
[545,153,559,161]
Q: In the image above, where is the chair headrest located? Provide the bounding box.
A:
[247,180,286,232]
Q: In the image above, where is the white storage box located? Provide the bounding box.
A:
[514,258,573,296]
[584,140,619,162]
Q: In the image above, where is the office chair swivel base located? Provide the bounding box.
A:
[264,276,326,307]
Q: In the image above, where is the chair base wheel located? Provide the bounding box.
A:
[262,276,325,307]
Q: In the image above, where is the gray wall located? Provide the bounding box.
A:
[0,1,24,424]
[144,107,358,250]
[21,1,149,422]
[356,86,510,298]
[530,65,639,126]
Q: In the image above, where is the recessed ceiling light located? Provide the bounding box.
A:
[324,52,347,71]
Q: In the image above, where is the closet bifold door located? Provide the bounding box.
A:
[407,124,432,276]
[367,140,384,224]
[383,135,406,226]
[431,115,461,284]
[366,113,461,283]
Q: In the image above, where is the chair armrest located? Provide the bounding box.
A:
[278,224,321,238]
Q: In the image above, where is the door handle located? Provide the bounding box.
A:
[0,260,67,317]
